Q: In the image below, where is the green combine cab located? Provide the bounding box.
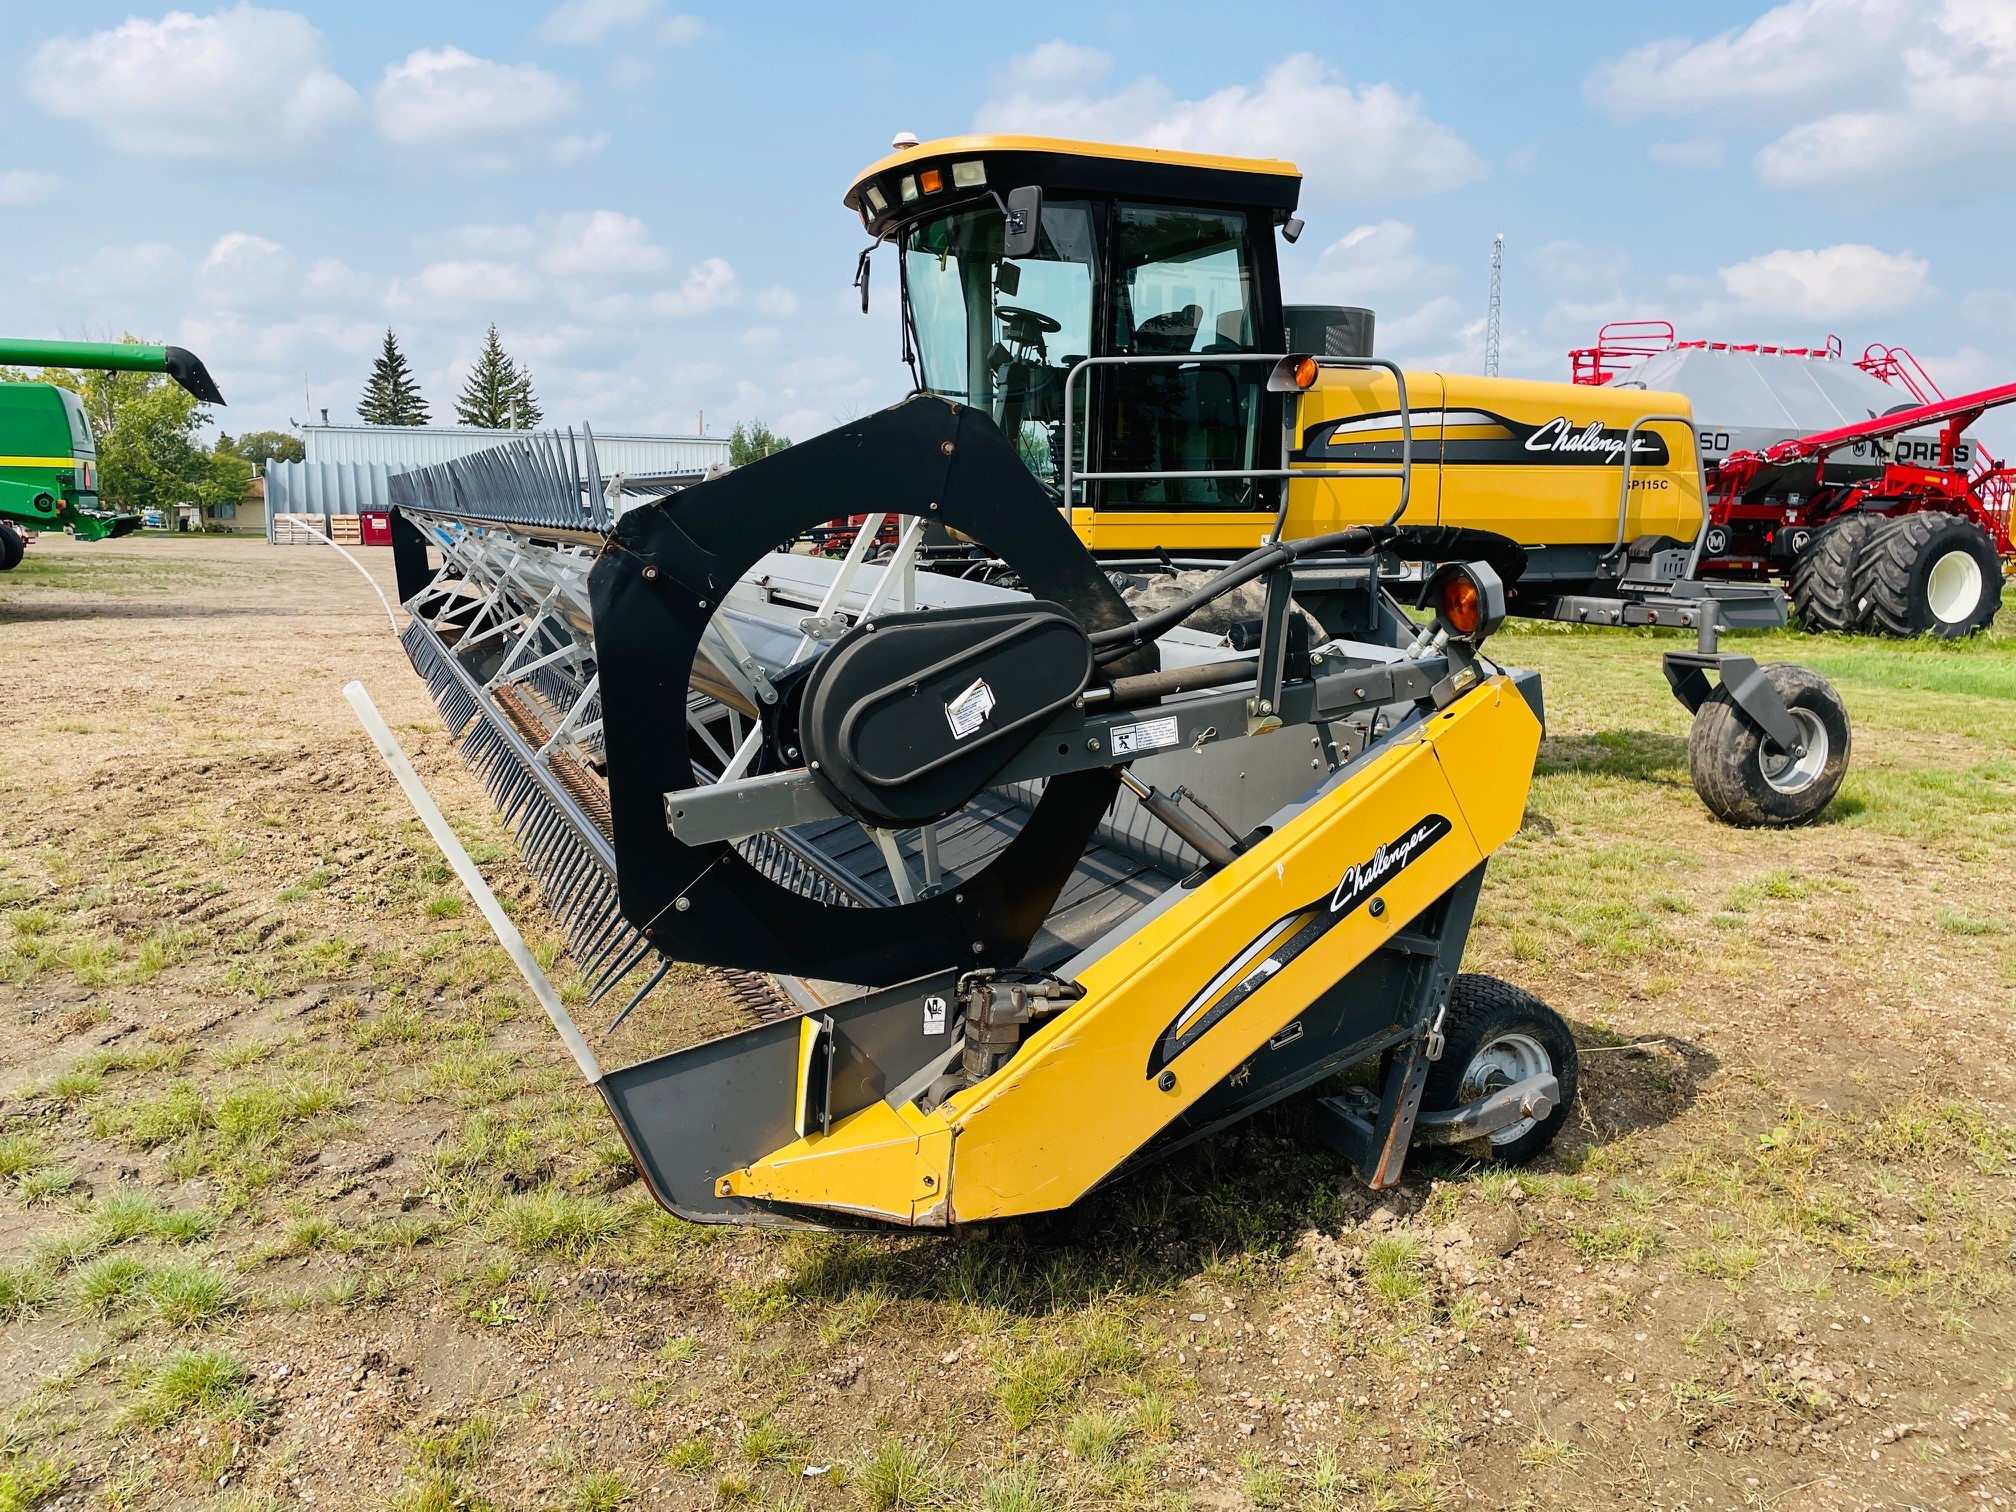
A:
[0,338,225,570]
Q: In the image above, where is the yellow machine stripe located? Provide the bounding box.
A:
[0,456,76,469]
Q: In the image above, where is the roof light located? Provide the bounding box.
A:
[918,168,944,195]
[899,175,919,203]
[864,185,888,216]
[951,159,986,189]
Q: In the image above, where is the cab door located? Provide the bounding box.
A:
[1071,202,1284,555]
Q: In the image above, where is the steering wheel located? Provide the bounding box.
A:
[996,305,1062,335]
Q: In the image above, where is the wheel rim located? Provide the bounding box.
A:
[1925,547,1984,625]
[1759,707,1829,794]
[1456,1031,1553,1146]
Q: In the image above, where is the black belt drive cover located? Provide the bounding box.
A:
[801,601,1090,829]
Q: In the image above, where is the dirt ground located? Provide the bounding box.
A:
[2,532,2013,1512]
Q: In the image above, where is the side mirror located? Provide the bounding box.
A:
[1002,185,1043,259]
[853,244,873,314]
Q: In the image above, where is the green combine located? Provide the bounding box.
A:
[0,338,225,570]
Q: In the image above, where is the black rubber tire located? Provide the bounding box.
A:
[0,521,23,572]
[1687,662,1850,827]
[1420,974,1578,1166]
[1788,513,1879,633]
[1854,511,2003,639]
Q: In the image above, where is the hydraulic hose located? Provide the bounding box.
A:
[1088,525,1528,664]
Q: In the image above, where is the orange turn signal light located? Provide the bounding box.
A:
[1293,355,1319,389]
[918,168,944,194]
[1439,572,1483,636]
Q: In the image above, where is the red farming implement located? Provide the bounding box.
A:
[1571,322,2014,637]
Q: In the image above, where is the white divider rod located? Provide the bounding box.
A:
[278,515,401,634]
[343,680,603,1085]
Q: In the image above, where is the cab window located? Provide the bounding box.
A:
[903,201,1097,492]
[58,389,95,456]
[1099,205,1267,511]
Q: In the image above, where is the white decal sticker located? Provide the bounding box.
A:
[1112,715,1180,756]
[922,995,949,1035]
[945,678,996,739]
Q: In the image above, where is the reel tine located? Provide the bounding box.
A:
[605,954,675,1034]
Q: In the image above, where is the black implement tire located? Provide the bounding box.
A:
[1855,511,2003,638]
[1420,975,1578,1166]
[1687,662,1850,827]
[1789,513,1878,633]
[0,521,23,572]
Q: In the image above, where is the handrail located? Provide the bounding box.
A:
[1607,411,1698,563]
[1059,352,1413,525]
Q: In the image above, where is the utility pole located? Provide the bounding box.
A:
[1485,233,1504,378]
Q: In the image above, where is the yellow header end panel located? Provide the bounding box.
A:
[1429,375,1703,547]
[723,678,1539,1227]
[941,676,1540,1221]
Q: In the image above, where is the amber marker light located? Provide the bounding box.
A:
[1293,355,1319,389]
[919,168,944,194]
[1439,571,1483,636]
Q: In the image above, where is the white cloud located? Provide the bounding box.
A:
[1586,0,1912,120]
[975,47,1483,199]
[0,170,59,205]
[197,232,294,307]
[1718,244,1933,318]
[29,7,359,162]
[1590,2,2016,191]
[375,47,575,163]
[650,258,738,316]
[39,243,184,298]
[1755,4,2016,186]
[756,286,800,318]
[538,0,702,46]
[301,257,382,306]
[1648,138,1725,169]
[392,260,542,309]
[542,212,667,276]
[1294,221,1435,302]
[741,327,782,348]
[454,224,538,256]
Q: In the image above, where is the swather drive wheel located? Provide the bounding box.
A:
[0,521,24,572]
[1421,974,1578,1166]
[1855,511,2002,638]
[1687,662,1849,827]
[1789,513,1878,633]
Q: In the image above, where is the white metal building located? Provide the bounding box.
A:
[302,424,729,474]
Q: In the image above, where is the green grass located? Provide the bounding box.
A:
[130,1347,261,1428]
[488,1189,630,1258]
[0,1260,55,1321]
[857,1438,945,1511]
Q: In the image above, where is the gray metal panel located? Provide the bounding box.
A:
[304,424,730,473]
[1615,348,1974,463]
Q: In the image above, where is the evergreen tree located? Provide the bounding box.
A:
[454,324,543,429]
[357,329,430,426]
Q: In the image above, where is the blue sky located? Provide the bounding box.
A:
[5,0,2013,443]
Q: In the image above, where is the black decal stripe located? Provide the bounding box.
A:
[1146,814,1452,1077]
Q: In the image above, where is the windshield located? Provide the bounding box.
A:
[903,201,1096,491]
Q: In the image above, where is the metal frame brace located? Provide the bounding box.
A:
[1662,651,1805,754]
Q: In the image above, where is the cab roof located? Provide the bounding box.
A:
[844,134,1302,239]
